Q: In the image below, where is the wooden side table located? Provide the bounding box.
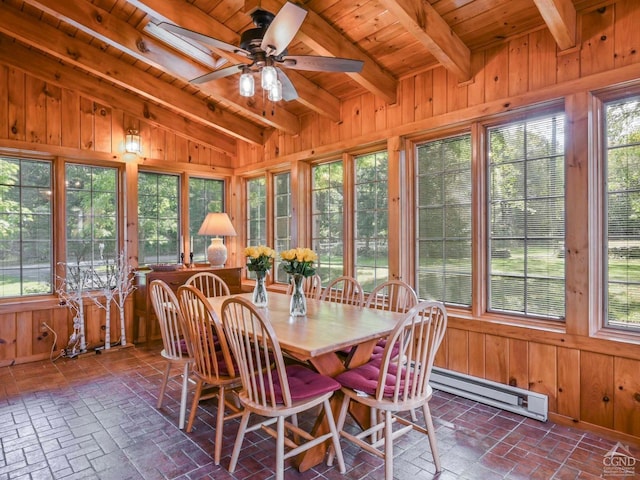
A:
[133,266,242,343]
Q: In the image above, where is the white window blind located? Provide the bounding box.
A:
[487,113,565,319]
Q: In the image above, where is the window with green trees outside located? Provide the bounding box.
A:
[138,171,180,266]
[354,151,388,293]
[189,177,224,263]
[487,113,566,319]
[0,157,52,298]
[604,97,640,330]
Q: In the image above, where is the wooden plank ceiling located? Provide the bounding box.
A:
[0,0,597,156]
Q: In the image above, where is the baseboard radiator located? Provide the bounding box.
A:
[429,367,548,421]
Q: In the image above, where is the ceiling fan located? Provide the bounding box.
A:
[158,2,364,102]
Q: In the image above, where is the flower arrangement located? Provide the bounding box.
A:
[244,245,275,272]
[280,248,318,277]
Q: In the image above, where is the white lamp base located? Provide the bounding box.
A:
[207,238,227,267]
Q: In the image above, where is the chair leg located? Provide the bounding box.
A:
[178,362,189,430]
[327,394,350,466]
[213,386,225,465]
[228,411,250,473]
[384,410,393,480]
[423,402,442,473]
[156,360,172,408]
[323,399,345,474]
[276,416,285,480]
[185,379,203,433]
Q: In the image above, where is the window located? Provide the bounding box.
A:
[312,161,344,283]
[138,172,180,266]
[0,157,52,297]
[604,98,640,329]
[273,172,291,283]
[487,113,565,319]
[354,151,388,292]
[246,177,267,246]
[416,136,472,305]
[65,164,118,283]
[189,177,224,263]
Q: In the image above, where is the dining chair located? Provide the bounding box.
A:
[185,271,230,298]
[149,280,192,430]
[365,279,418,313]
[365,279,419,360]
[364,280,419,429]
[177,285,243,465]
[328,300,448,480]
[286,273,322,300]
[319,275,364,307]
[221,296,346,480]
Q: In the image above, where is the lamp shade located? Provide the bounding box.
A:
[197,212,237,237]
[198,213,237,267]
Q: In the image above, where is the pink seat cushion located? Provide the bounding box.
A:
[369,339,400,364]
[212,349,236,377]
[172,338,189,355]
[335,361,405,397]
[267,365,340,404]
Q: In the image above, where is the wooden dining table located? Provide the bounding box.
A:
[207,291,404,472]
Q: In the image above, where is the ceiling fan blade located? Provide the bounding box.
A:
[280,55,364,73]
[158,22,250,56]
[190,65,243,84]
[260,2,307,56]
[276,68,298,101]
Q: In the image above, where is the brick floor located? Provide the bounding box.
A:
[0,343,637,479]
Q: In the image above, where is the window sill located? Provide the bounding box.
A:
[0,295,62,313]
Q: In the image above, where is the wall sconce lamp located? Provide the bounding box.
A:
[197,212,237,267]
[124,129,141,154]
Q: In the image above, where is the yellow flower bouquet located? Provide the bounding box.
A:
[280,247,317,277]
[244,245,275,272]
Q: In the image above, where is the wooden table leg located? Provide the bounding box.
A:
[294,340,377,472]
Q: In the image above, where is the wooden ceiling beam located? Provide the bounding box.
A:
[379,0,471,81]
[0,0,265,145]
[532,0,577,50]
[0,33,238,157]
[128,0,341,123]
[251,0,398,105]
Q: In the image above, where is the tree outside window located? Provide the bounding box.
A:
[312,161,344,283]
[65,164,118,285]
[189,177,224,262]
[246,177,266,278]
[487,113,566,319]
[273,172,291,284]
[138,172,180,266]
[354,151,388,293]
[0,157,52,297]
[416,136,472,305]
[604,98,640,329]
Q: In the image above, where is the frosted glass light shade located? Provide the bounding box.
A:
[268,80,283,102]
[261,66,277,90]
[239,72,255,97]
[124,129,141,153]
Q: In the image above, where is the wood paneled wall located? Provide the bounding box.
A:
[1,0,639,445]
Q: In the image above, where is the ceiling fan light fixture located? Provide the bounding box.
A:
[261,65,277,90]
[239,70,255,97]
[268,80,283,102]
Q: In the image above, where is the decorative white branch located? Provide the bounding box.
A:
[56,263,92,356]
[112,250,136,346]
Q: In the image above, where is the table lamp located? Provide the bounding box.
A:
[197,212,237,267]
